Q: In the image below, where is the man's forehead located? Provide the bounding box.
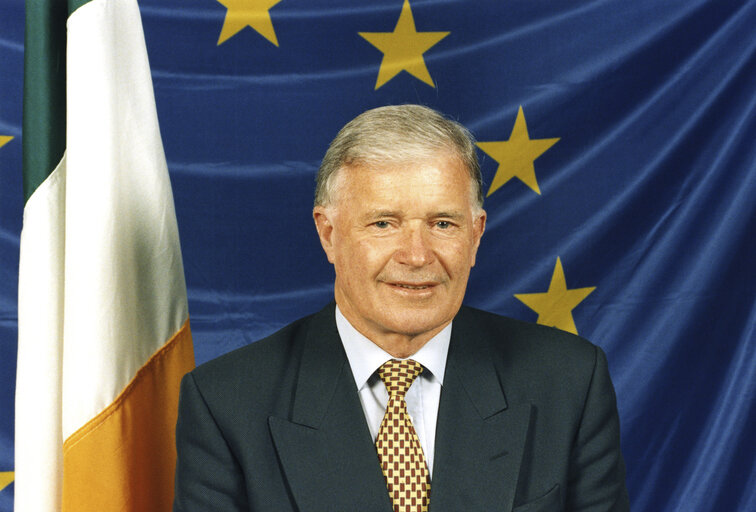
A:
[337,157,467,184]
[325,163,479,217]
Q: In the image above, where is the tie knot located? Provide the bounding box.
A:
[378,359,423,398]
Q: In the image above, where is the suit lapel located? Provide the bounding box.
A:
[268,305,392,512]
[430,307,532,512]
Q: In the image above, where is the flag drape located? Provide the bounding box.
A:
[15,0,194,509]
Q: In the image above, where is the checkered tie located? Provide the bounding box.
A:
[376,359,430,512]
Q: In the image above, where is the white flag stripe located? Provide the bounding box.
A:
[15,157,67,511]
[61,0,188,439]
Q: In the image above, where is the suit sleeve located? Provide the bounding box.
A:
[567,346,630,511]
[173,372,248,512]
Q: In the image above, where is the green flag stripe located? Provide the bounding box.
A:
[22,0,96,203]
[22,0,67,203]
[69,0,93,14]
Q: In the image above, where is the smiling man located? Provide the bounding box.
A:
[173,105,630,512]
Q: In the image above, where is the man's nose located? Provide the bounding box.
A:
[395,225,435,267]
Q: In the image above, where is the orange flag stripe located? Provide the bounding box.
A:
[62,318,194,511]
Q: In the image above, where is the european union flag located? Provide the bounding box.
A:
[0,0,753,510]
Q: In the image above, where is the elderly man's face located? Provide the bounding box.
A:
[313,153,486,351]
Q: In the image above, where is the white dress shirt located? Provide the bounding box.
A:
[335,306,451,477]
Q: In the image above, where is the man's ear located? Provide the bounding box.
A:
[470,209,486,268]
[313,206,336,264]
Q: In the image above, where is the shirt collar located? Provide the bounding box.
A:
[335,305,451,390]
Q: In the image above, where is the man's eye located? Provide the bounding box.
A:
[436,221,451,229]
[374,221,390,228]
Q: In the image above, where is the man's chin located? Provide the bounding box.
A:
[379,311,453,340]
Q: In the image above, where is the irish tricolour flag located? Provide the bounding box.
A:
[16,0,194,509]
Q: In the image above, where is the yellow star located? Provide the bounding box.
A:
[216,0,282,46]
[359,0,449,89]
[0,472,13,492]
[477,106,559,196]
[0,135,13,149]
[515,257,595,335]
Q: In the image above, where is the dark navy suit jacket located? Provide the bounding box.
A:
[173,303,629,511]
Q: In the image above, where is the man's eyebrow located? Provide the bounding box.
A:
[360,210,468,221]
[362,209,401,219]
[433,211,466,221]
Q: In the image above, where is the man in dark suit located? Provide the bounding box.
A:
[173,105,629,511]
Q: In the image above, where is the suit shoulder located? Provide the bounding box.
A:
[457,306,609,407]
[187,306,327,392]
[458,305,598,368]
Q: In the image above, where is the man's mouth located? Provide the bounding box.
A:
[385,280,439,291]
[394,283,432,290]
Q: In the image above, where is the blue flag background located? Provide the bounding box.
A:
[1,0,755,510]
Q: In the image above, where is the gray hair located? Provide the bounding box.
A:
[315,104,483,208]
